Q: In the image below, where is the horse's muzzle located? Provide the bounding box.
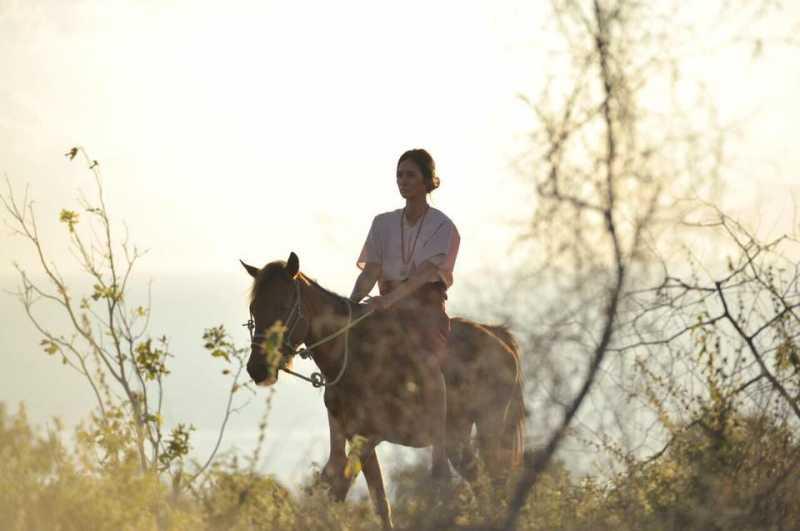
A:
[247,358,275,385]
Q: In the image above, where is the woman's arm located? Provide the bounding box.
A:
[379,261,439,309]
[350,262,381,302]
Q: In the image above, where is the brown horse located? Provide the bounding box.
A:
[242,253,524,529]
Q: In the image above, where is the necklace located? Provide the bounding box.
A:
[400,205,429,277]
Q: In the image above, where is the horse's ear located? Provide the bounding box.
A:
[240,260,259,278]
[286,252,299,278]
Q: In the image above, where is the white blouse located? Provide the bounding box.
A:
[357,207,460,288]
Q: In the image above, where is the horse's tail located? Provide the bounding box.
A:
[506,369,526,468]
[481,324,526,470]
[484,324,519,355]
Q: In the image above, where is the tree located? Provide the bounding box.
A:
[623,206,800,459]
[1,146,258,490]
[496,1,798,530]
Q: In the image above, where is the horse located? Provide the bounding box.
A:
[242,253,525,529]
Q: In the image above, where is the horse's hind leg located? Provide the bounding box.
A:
[475,410,517,490]
[446,413,479,483]
[362,446,393,530]
[423,362,450,484]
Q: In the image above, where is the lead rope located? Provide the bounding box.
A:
[294,302,372,357]
[290,298,359,387]
[317,299,353,387]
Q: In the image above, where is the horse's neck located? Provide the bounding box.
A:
[301,279,350,376]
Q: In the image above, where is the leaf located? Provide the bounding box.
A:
[203,325,238,363]
[211,348,230,361]
[775,339,798,373]
[344,454,362,480]
[148,414,163,427]
[64,147,79,160]
[91,283,121,302]
[344,435,368,479]
[59,210,79,233]
[40,338,59,355]
[134,338,170,380]
[260,322,287,372]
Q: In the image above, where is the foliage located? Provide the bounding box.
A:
[0,403,202,531]
[1,147,256,491]
[6,393,796,531]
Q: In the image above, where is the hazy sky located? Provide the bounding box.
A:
[1,0,543,282]
[2,0,799,485]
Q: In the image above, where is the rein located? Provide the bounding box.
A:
[245,279,374,388]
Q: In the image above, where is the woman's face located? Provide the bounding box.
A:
[396,158,427,200]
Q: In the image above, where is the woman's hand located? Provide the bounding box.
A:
[365,296,388,312]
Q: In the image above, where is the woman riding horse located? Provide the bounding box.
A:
[349,148,460,485]
[242,150,523,529]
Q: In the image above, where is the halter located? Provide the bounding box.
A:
[244,278,357,388]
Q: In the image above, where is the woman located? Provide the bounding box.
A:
[349,148,460,484]
[349,148,460,367]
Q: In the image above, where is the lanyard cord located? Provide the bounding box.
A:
[400,205,429,269]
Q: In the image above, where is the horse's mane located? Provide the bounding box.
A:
[249,260,352,315]
[297,272,352,314]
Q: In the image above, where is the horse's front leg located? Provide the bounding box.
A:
[320,410,353,500]
[361,443,393,530]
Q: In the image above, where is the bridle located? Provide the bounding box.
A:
[245,278,355,388]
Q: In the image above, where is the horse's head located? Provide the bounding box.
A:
[241,252,309,385]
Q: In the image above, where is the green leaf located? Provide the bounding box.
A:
[59,210,79,232]
[344,435,368,480]
[40,338,60,355]
[134,338,171,380]
[91,283,121,302]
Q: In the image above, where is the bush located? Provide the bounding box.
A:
[2,398,798,531]
[0,403,201,531]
